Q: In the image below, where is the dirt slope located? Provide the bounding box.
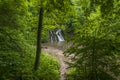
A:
[42,46,68,80]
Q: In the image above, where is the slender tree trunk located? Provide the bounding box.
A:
[34,7,44,71]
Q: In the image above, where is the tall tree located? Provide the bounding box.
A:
[33,0,72,71]
[34,7,44,71]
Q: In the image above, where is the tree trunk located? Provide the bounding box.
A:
[34,7,44,71]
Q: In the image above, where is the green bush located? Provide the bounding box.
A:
[0,49,60,80]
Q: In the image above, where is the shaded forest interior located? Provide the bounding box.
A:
[0,0,120,80]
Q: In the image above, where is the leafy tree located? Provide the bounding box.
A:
[0,0,60,79]
[33,0,72,71]
[0,0,28,52]
[65,0,120,80]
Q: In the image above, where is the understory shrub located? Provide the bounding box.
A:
[0,48,60,80]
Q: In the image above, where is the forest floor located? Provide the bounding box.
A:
[42,45,69,80]
[42,44,120,80]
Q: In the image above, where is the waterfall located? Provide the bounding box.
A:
[56,29,65,42]
[49,30,55,42]
[49,28,65,42]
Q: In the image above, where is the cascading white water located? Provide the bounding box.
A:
[49,29,65,42]
[50,30,54,42]
[56,29,65,42]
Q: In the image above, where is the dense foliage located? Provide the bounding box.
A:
[0,0,120,80]
[0,50,60,80]
[65,0,120,80]
[0,0,61,80]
